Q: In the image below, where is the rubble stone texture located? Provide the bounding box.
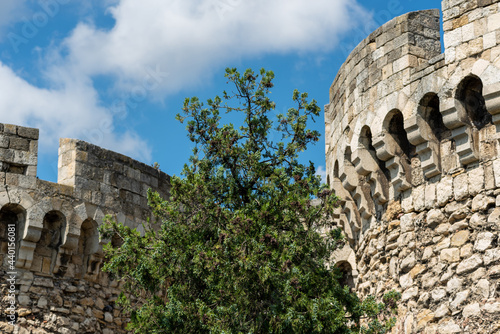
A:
[0,126,170,333]
[326,0,500,332]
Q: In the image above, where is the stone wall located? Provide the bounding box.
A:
[0,125,170,334]
[326,0,500,332]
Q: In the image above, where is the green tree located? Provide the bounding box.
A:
[100,68,398,334]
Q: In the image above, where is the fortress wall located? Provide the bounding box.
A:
[0,124,39,184]
[58,138,170,227]
[0,128,172,334]
[326,1,500,332]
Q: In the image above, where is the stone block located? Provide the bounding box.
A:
[453,172,468,201]
[450,289,469,309]
[413,185,425,212]
[436,176,453,206]
[424,182,436,209]
[474,231,494,251]
[438,320,461,334]
[462,303,481,318]
[416,309,434,331]
[488,12,500,32]
[475,279,490,298]
[444,27,463,48]
[462,22,475,41]
[441,248,460,262]
[400,212,416,232]
[483,302,500,314]
[460,244,474,258]
[457,254,483,274]
[426,209,445,226]
[468,166,484,196]
[488,264,500,277]
[402,286,419,301]
[451,230,470,247]
[472,194,495,211]
[9,137,29,151]
[484,31,497,48]
[446,277,463,293]
[33,277,54,288]
[431,288,447,301]
[17,126,39,139]
[484,248,500,266]
[434,304,450,319]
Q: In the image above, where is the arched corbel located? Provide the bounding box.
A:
[374,110,414,197]
[406,92,450,178]
[352,125,389,206]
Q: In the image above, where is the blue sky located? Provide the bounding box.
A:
[0,0,441,182]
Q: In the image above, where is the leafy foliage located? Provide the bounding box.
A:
[100,68,399,333]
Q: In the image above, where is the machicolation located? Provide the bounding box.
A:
[326,0,500,332]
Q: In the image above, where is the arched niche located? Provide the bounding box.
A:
[340,147,358,192]
[386,109,415,160]
[357,126,390,203]
[76,219,100,278]
[409,93,451,178]
[456,75,492,130]
[31,211,66,274]
[335,261,355,290]
[451,75,496,164]
[383,110,415,195]
[359,126,381,166]
[0,204,26,255]
[419,93,450,142]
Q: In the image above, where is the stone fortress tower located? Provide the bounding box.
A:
[326,0,500,332]
[0,128,170,333]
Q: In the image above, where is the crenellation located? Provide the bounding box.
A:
[0,126,173,333]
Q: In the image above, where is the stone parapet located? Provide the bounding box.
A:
[0,129,171,333]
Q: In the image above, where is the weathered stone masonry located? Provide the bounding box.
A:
[326,0,500,333]
[0,124,170,334]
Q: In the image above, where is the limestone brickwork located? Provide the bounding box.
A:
[326,0,500,333]
[0,124,170,334]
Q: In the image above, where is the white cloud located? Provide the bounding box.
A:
[315,165,327,184]
[53,0,371,93]
[0,61,151,162]
[0,0,29,38]
[0,0,370,166]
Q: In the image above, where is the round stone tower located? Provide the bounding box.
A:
[326,1,500,332]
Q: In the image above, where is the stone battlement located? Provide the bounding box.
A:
[0,125,170,333]
[327,0,500,332]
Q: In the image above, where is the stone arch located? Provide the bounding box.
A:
[381,110,415,196]
[386,109,415,160]
[445,75,497,165]
[456,75,492,130]
[353,125,389,221]
[31,211,66,274]
[359,125,390,180]
[340,147,358,192]
[0,204,26,266]
[419,93,450,142]
[335,261,356,290]
[76,218,100,278]
[406,93,451,179]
